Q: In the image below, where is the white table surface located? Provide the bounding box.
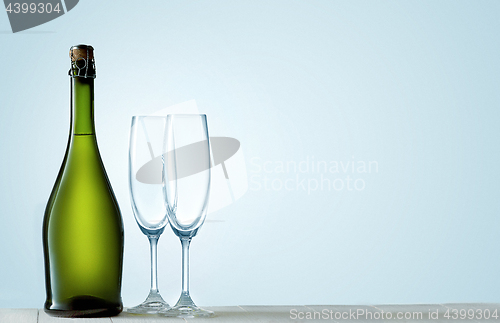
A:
[1,304,499,322]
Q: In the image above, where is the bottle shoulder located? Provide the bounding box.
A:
[46,134,122,219]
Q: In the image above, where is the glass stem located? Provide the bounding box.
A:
[181,237,191,295]
[149,236,159,293]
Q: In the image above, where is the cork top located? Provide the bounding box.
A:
[69,44,96,78]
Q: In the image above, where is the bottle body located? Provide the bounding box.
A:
[43,49,123,317]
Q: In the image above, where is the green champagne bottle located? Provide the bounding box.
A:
[42,45,124,317]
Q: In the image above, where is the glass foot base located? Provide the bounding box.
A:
[125,290,170,314]
[161,305,214,318]
[160,292,214,318]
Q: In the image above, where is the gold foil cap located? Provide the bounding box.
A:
[69,44,96,78]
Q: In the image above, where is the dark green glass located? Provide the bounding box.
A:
[43,45,124,318]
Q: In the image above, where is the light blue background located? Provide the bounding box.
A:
[0,0,499,308]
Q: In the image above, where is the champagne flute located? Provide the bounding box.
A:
[127,116,171,314]
[161,114,214,318]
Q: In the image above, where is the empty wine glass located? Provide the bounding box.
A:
[161,114,214,318]
[127,116,171,314]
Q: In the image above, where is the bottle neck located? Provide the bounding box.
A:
[71,76,95,135]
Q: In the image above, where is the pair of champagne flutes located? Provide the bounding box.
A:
[127,114,214,318]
